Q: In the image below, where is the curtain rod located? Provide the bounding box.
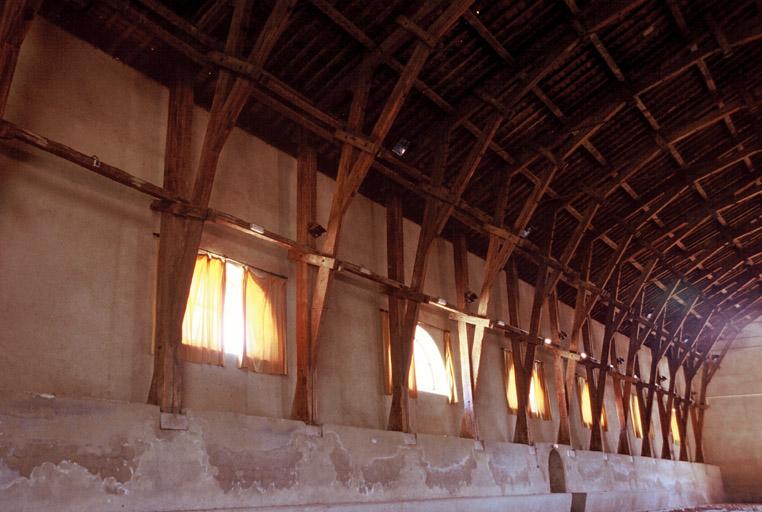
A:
[198,248,289,280]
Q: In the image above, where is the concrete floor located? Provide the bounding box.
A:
[659,505,762,511]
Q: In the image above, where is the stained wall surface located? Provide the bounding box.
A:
[703,319,762,502]
[0,17,722,511]
[0,394,724,512]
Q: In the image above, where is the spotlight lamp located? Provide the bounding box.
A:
[391,138,411,157]
[308,222,327,238]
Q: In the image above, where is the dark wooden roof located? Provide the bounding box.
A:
[41,0,762,344]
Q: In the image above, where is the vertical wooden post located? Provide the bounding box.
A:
[693,364,710,462]
[453,234,477,438]
[148,67,196,413]
[505,260,528,442]
[678,370,694,461]
[659,362,679,459]
[0,0,40,116]
[548,291,571,445]
[291,142,317,423]
[589,299,617,451]
[385,191,411,432]
[640,348,660,457]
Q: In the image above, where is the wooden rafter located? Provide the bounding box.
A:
[0,0,40,116]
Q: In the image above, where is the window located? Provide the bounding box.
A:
[576,376,608,431]
[503,351,552,420]
[380,311,457,403]
[181,252,286,374]
[630,392,644,438]
[670,407,681,444]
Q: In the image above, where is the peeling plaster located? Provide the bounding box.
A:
[421,453,477,494]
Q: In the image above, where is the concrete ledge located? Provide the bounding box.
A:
[573,490,718,512]
[0,395,726,512]
[188,492,573,511]
[0,394,558,512]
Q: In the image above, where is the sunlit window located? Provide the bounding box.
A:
[577,376,608,431]
[412,325,450,397]
[181,252,286,374]
[380,312,457,402]
[503,351,552,420]
[630,392,644,438]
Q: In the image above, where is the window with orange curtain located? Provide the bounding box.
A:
[380,311,456,401]
[181,254,226,366]
[242,267,287,374]
[503,351,552,420]
[181,251,286,375]
[576,375,608,431]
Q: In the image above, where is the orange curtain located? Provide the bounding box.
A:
[670,407,681,444]
[181,254,225,366]
[577,376,608,430]
[381,310,393,395]
[531,361,552,421]
[380,310,417,398]
[443,331,458,404]
[503,350,519,413]
[242,268,287,374]
[631,392,644,438]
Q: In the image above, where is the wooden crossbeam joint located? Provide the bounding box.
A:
[334,129,380,155]
[395,15,438,49]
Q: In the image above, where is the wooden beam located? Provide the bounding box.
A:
[548,290,571,445]
[385,191,410,432]
[0,0,40,116]
[453,234,477,438]
[147,66,196,413]
[291,141,317,423]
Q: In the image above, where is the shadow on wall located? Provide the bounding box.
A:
[549,448,566,493]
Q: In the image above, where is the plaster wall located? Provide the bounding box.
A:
[703,319,762,502]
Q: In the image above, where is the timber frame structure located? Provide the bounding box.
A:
[1,0,761,462]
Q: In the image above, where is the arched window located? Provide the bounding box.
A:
[380,311,457,403]
[412,324,451,397]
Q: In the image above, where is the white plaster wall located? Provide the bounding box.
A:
[703,318,762,502]
[0,18,672,452]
